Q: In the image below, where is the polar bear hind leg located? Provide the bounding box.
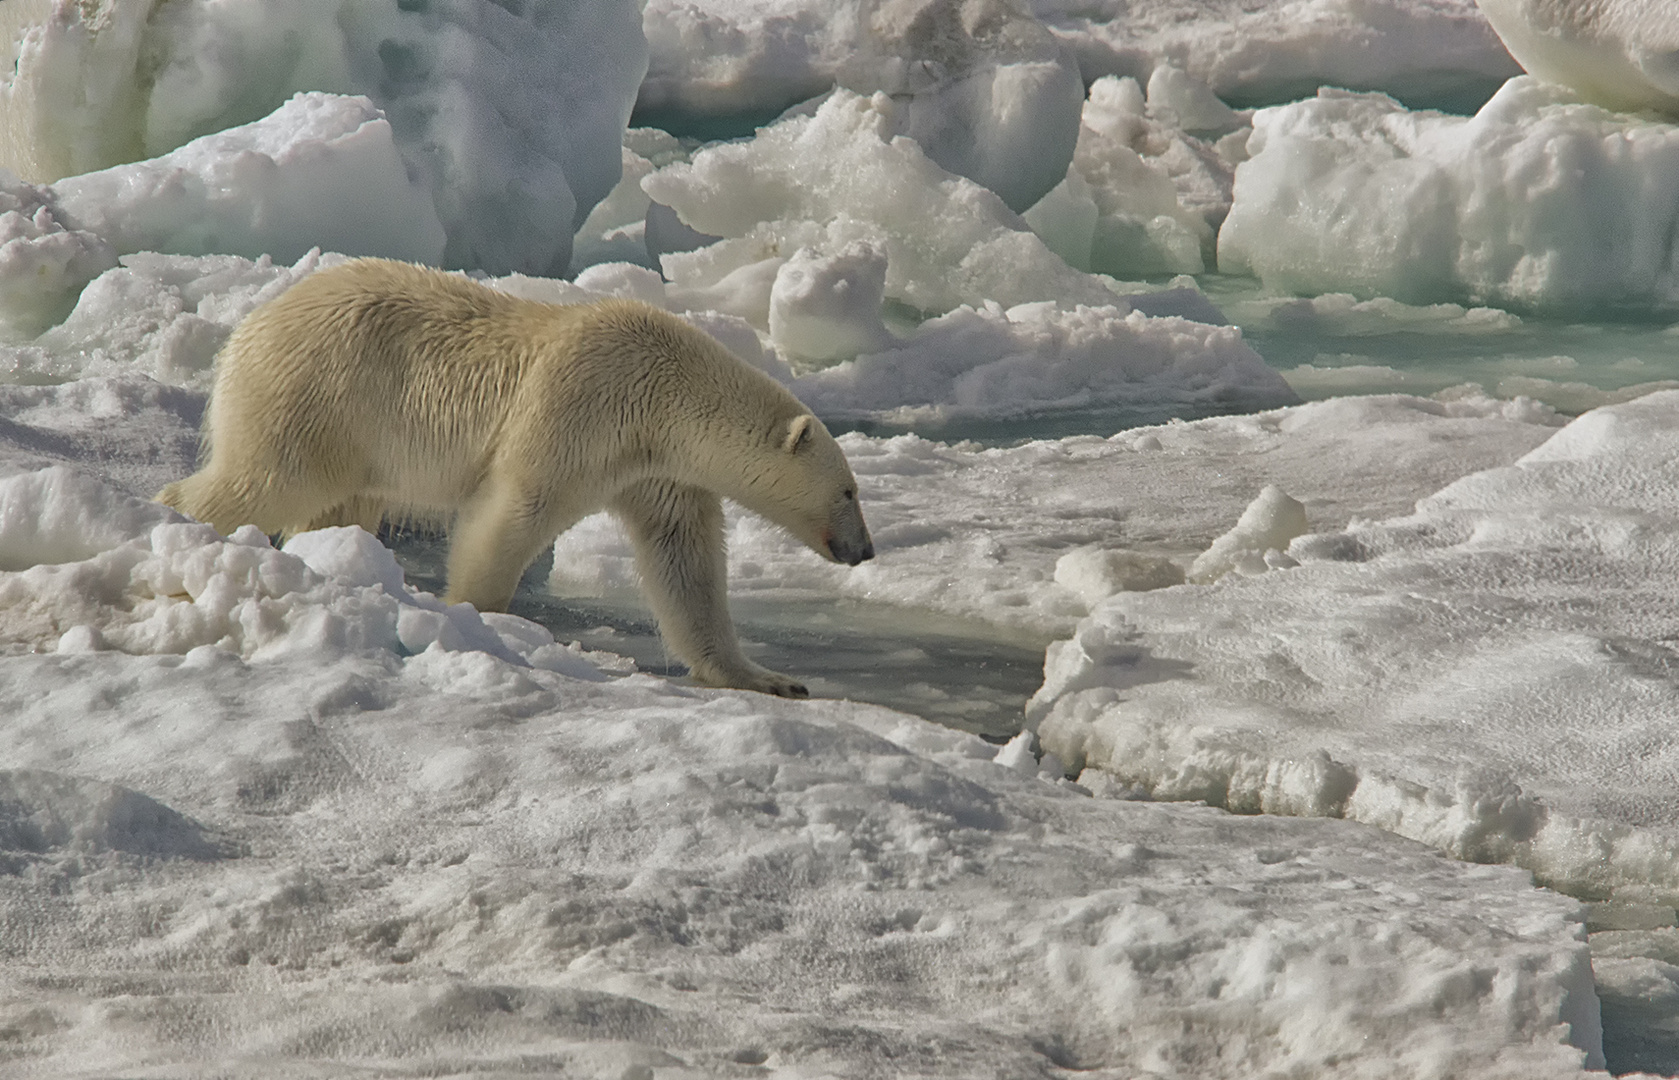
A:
[443,473,588,614]
[158,465,347,541]
[611,478,808,698]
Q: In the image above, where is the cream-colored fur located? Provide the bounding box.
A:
[158,258,874,697]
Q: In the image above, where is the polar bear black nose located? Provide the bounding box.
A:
[829,536,874,565]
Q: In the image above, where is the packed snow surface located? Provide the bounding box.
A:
[0,454,1607,1077]
[1035,390,1679,912]
[1219,77,1679,312]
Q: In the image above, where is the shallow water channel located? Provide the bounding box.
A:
[387,529,1047,741]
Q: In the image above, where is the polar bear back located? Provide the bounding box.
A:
[204,258,810,519]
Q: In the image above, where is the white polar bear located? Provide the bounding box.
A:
[158,258,874,697]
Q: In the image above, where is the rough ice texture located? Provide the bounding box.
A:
[0,250,343,388]
[644,88,1123,317]
[1478,0,1679,116]
[1034,390,1679,909]
[0,0,647,274]
[555,392,1561,639]
[53,93,445,269]
[640,0,1083,212]
[0,170,115,339]
[1024,73,1226,277]
[0,464,1606,1077]
[787,301,1297,424]
[1218,77,1679,313]
[1030,0,1522,112]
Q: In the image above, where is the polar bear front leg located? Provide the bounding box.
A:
[611,478,809,698]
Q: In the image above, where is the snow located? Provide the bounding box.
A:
[1,0,647,274]
[643,87,1121,315]
[1477,0,1679,116]
[1033,0,1521,112]
[53,93,446,269]
[1219,76,1679,312]
[1034,390,1679,914]
[4,0,1679,1071]
[640,0,1084,212]
[640,0,1522,126]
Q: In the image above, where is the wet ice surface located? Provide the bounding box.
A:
[388,529,1047,740]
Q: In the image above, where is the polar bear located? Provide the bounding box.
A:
[158,258,874,697]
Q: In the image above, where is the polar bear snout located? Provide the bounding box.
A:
[824,509,875,566]
[828,533,875,566]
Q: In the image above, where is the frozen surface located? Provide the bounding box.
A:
[1220,77,1679,313]
[53,93,445,269]
[1035,390,1679,911]
[640,0,1084,212]
[555,392,1561,640]
[1024,73,1228,277]
[1030,0,1521,112]
[0,463,1607,1077]
[1478,0,1679,115]
[640,0,1520,124]
[1,0,647,274]
[644,88,1122,316]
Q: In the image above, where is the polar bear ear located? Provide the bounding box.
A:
[783,414,815,454]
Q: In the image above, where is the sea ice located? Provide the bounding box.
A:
[1219,76,1679,312]
[644,87,1121,316]
[1034,389,1679,908]
[1,0,647,274]
[1477,0,1679,116]
[52,93,445,269]
[639,0,1084,212]
[0,461,1607,1076]
[1031,0,1521,111]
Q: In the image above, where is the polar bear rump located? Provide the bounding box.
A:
[158,258,874,696]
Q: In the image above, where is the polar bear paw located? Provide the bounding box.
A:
[693,658,810,698]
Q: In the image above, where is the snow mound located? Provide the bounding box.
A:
[1219,77,1679,312]
[640,0,1083,212]
[1,0,647,275]
[0,172,115,339]
[643,87,1122,318]
[53,93,444,268]
[0,768,222,859]
[1034,389,1679,905]
[1024,73,1223,277]
[1478,0,1679,116]
[1032,0,1522,113]
[2,249,340,387]
[0,468,606,678]
[788,301,1297,424]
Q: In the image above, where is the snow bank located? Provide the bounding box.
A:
[640,0,1083,212]
[1,250,339,387]
[1032,0,1521,112]
[1024,73,1227,276]
[1,0,647,274]
[644,88,1122,318]
[1034,389,1679,906]
[0,466,604,678]
[1478,0,1679,116]
[1219,77,1679,312]
[53,93,445,268]
[788,301,1296,424]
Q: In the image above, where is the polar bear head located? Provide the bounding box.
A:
[732,412,875,566]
